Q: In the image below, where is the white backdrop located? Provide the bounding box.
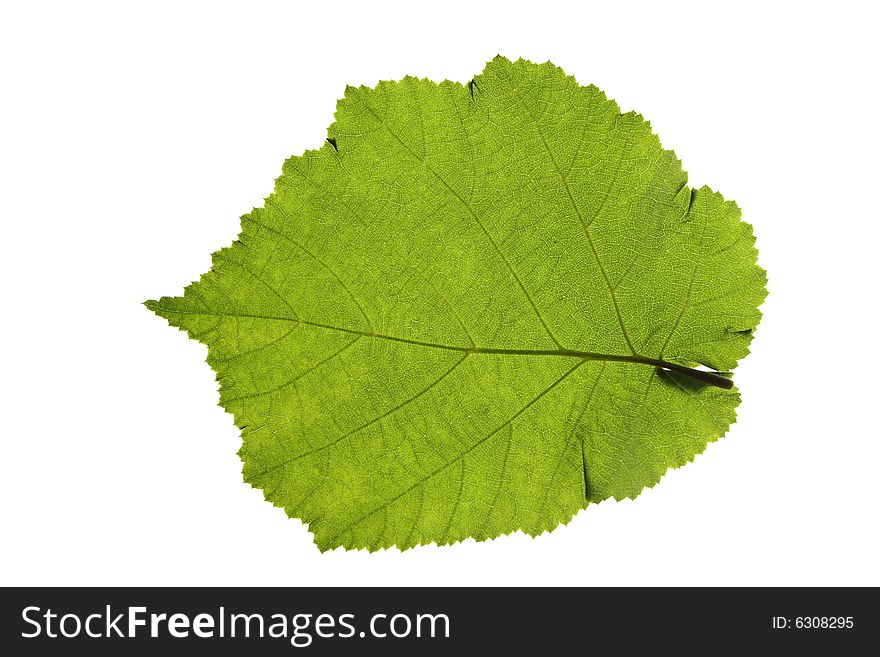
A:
[2,0,878,586]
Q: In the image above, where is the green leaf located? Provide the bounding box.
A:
[146,56,766,551]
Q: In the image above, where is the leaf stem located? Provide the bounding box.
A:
[148,304,734,389]
[470,347,733,389]
[609,355,733,389]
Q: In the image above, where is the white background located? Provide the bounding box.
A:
[2,0,878,586]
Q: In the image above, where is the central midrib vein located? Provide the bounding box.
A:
[149,303,733,389]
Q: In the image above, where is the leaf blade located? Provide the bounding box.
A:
[147,57,766,550]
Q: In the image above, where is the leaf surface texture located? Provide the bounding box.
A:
[148,57,767,550]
